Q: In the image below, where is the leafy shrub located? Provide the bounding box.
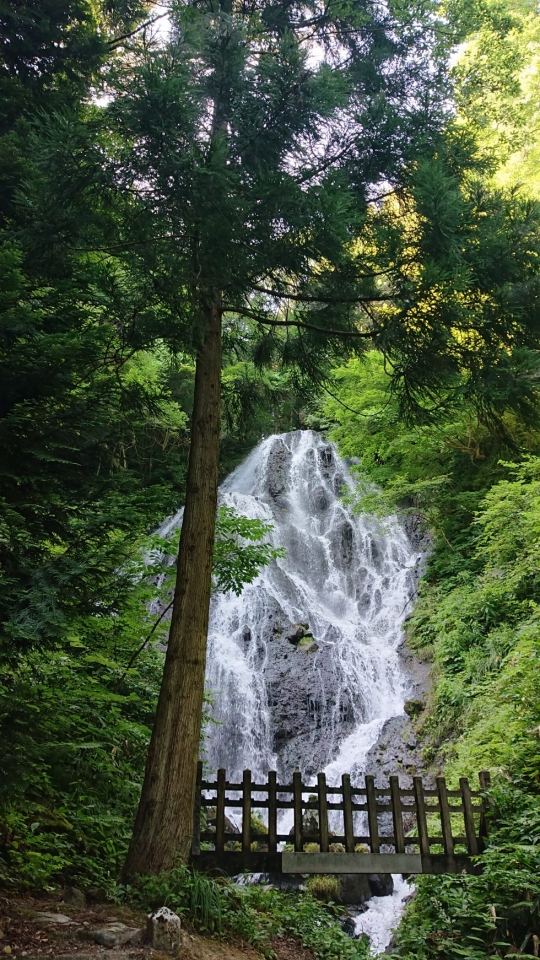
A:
[307,875,341,902]
[121,865,370,959]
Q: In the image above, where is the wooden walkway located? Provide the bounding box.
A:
[191,763,490,875]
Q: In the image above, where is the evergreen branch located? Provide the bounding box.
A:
[107,13,170,49]
[223,305,376,338]
[250,285,389,304]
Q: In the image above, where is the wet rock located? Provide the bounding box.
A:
[338,874,372,905]
[404,698,425,719]
[340,916,356,937]
[62,886,85,907]
[340,522,354,566]
[205,809,240,834]
[264,601,358,776]
[368,874,394,897]
[365,713,433,791]
[403,513,433,557]
[319,446,333,469]
[287,623,310,644]
[146,906,183,955]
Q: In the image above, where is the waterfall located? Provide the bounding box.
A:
[157,429,422,952]
[205,430,421,788]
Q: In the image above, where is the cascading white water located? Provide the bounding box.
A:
[205,430,420,789]
[157,429,421,953]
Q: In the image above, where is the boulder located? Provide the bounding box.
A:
[337,874,372,905]
[340,915,356,938]
[79,922,141,948]
[36,913,77,926]
[146,906,183,955]
[368,874,394,897]
[62,886,86,907]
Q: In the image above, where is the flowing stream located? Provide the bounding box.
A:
[159,430,422,952]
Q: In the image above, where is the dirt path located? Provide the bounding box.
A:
[0,896,315,960]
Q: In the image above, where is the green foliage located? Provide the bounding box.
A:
[0,508,282,892]
[121,866,370,959]
[322,357,540,958]
[307,875,341,903]
[406,458,540,785]
[448,0,540,196]
[388,783,540,959]
[213,506,285,596]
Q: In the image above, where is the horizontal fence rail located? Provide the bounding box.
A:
[191,764,491,875]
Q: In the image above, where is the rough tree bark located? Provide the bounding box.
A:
[122,298,222,877]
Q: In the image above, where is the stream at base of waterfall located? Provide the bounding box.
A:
[157,430,429,954]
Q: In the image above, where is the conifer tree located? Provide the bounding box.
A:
[117,0,447,875]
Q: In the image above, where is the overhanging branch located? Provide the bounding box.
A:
[251,285,389,304]
[224,305,376,338]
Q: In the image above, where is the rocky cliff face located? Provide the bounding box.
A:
[155,431,430,788]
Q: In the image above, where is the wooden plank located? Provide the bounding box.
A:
[242,769,252,855]
[216,767,226,855]
[318,772,329,853]
[478,770,491,844]
[281,851,481,876]
[460,777,479,855]
[390,776,405,853]
[192,850,481,877]
[193,851,283,874]
[365,775,380,854]
[293,770,303,852]
[413,776,430,856]
[283,851,422,874]
[191,760,203,857]
[268,770,277,854]
[342,773,355,853]
[436,776,454,856]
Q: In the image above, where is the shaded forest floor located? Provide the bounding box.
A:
[0,896,316,960]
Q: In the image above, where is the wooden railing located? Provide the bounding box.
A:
[191,763,491,875]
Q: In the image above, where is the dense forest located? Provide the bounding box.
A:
[1,0,540,957]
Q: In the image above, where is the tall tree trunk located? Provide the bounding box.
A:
[122,298,222,878]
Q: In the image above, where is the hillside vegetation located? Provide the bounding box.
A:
[318,351,540,956]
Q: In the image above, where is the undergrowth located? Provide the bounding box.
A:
[120,865,370,960]
[385,783,540,959]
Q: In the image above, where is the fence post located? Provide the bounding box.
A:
[365,775,380,854]
[460,777,479,855]
[268,770,277,854]
[318,772,329,853]
[390,776,405,853]
[478,770,491,847]
[293,770,303,852]
[436,776,454,856]
[242,769,252,854]
[191,759,203,857]
[216,767,226,855]
[413,776,430,856]
[342,774,355,853]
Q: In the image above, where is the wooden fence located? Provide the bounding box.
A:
[191,764,491,875]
